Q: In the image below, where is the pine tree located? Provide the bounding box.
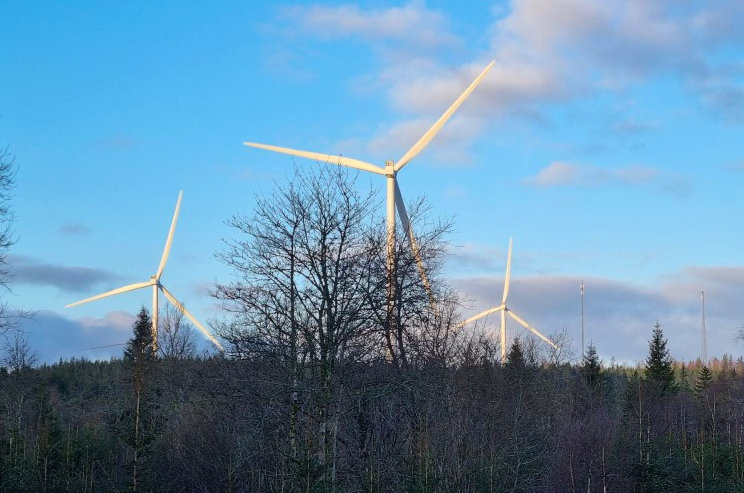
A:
[644,321,676,394]
[581,343,603,388]
[124,307,154,362]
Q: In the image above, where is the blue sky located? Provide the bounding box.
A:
[1,0,743,364]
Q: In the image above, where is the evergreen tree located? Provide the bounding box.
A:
[505,338,525,369]
[121,307,157,491]
[678,364,692,393]
[581,343,603,388]
[124,307,154,362]
[644,321,676,394]
[694,365,713,395]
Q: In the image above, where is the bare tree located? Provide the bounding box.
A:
[1,329,36,372]
[215,167,381,487]
[157,304,197,360]
[0,147,16,336]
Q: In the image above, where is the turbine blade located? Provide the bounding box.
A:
[454,306,504,329]
[65,280,155,308]
[159,284,224,351]
[501,237,513,304]
[507,309,559,349]
[244,142,386,176]
[394,181,436,311]
[394,60,495,172]
[156,191,183,279]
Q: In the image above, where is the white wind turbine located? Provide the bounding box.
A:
[66,191,223,352]
[456,238,558,361]
[244,60,495,319]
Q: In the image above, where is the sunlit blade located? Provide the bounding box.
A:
[65,280,155,308]
[501,237,513,304]
[159,284,224,351]
[394,182,435,311]
[244,142,386,176]
[394,60,495,172]
[454,305,504,329]
[156,191,183,280]
[507,309,559,349]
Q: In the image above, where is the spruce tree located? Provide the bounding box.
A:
[678,364,692,393]
[124,307,154,362]
[581,343,603,388]
[645,321,676,393]
[506,338,525,369]
[122,307,157,490]
[694,365,713,395]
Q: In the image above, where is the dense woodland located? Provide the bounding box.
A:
[2,326,744,492]
[2,161,744,491]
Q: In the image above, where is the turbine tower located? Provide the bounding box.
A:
[66,191,223,352]
[580,280,585,357]
[244,61,495,327]
[701,289,708,365]
[456,238,559,361]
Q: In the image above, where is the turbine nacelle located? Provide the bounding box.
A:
[454,237,559,361]
[66,191,224,352]
[244,61,495,317]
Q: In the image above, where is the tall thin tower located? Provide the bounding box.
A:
[580,280,585,357]
[701,289,708,365]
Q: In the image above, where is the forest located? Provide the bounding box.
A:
[2,160,744,492]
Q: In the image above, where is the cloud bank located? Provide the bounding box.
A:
[9,255,122,293]
[453,265,744,364]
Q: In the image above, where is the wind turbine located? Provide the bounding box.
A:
[66,191,223,352]
[456,238,558,361]
[244,61,495,321]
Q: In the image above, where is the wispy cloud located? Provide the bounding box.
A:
[9,255,122,293]
[272,1,744,166]
[58,222,90,236]
[93,135,136,150]
[448,243,506,272]
[280,2,458,50]
[726,159,744,171]
[610,118,659,135]
[524,162,657,187]
[523,161,688,196]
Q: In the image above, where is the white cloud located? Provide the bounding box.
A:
[77,310,135,333]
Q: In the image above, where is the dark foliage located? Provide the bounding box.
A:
[0,353,743,492]
[645,322,676,394]
[581,342,603,389]
[123,307,154,362]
